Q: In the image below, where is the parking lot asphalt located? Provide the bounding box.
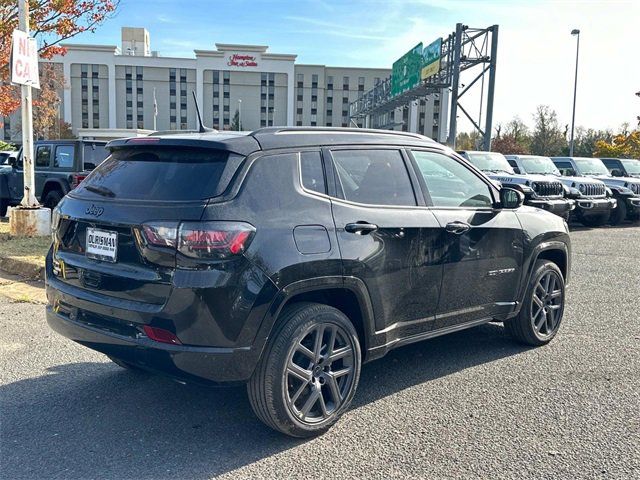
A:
[1,225,639,479]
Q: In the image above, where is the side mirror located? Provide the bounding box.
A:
[610,168,623,177]
[500,187,524,209]
[7,156,17,167]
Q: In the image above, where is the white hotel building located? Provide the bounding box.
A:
[2,27,447,141]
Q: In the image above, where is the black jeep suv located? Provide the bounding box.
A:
[46,128,571,437]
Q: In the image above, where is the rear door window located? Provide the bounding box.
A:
[35,145,51,168]
[53,145,75,169]
[75,147,239,201]
[82,143,110,170]
[331,149,416,206]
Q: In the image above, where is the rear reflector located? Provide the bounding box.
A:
[143,325,182,345]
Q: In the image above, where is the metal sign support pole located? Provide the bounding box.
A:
[18,0,37,207]
[446,23,463,147]
[482,25,499,151]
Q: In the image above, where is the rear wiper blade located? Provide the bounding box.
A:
[85,185,115,197]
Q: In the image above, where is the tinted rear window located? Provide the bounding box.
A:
[76,148,236,201]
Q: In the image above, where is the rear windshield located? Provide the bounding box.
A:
[75,147,236,201]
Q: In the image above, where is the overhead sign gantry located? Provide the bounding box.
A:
[349,23,499,151]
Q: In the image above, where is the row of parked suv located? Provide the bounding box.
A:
[458,151,640,226]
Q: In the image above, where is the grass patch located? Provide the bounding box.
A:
[0,220,50,271]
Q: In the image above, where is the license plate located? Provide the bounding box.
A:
[86,227,117,262]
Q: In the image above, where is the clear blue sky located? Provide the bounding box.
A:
[69,0,639,132]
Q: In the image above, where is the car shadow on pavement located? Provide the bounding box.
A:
[1,323,529,479]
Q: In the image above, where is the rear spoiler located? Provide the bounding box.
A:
[106,135,261,157]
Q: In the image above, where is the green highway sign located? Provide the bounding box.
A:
[421,38,442,80]
[391,42,423,97]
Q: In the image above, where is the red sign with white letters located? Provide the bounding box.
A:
[227,54,258,68]
[11,30,40,89]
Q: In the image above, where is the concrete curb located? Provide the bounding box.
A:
[0,256,44,281]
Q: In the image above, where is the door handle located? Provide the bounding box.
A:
[345,222,378,235]
[445,221,471,235]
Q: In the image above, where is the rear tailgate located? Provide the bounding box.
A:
[51,146,244,307]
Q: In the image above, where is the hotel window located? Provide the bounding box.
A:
[180,68,186,83]
[223,70,230,85]
[342,97,349,104]
[311,74,318,89]
[261,73,267,86]
[81,64,88,78]
[327,76,333,90]
[297,93,303,101]
[296,73,303,88]
[358,77,365,91]
[92,64,99,78]
[343,76,349,91]
[327,97,333,104]
[374,77,380,85]
[269,72,275,83]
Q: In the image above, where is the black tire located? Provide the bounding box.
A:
[248,302,361,438]
[0,199,7,218]
[108,355,146,372]
[578,212,608,227]
[504,260,565,346]
[608,199,627,225]
[43,190,63,210]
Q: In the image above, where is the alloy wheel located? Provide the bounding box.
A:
[530,271,563,338]
[284,322,357,424]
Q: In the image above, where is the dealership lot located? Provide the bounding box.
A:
[1,225,639,479]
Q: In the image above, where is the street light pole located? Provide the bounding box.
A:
[569,28,580,157]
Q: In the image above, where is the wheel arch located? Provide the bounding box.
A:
[516,240,570,312]
[258,276,376,362]
[41,178,68,199]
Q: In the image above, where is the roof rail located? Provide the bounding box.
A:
[249,126,429,140]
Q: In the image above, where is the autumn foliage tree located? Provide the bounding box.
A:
[0,0,118,135]
[594,130,640,159]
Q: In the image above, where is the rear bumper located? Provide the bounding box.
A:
[574,197,616,216]
[45,248,278,383]
[525,198,574,216]
[46,304,260,383]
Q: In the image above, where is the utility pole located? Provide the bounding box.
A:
[19,0,37,207]
[9,0,50,237]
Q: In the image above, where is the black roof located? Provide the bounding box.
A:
[106,127,438,156]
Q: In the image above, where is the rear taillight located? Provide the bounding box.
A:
[71,173,87,189]
[139,221,255,261]
[141,222,178,248]
[178,221,255,259]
